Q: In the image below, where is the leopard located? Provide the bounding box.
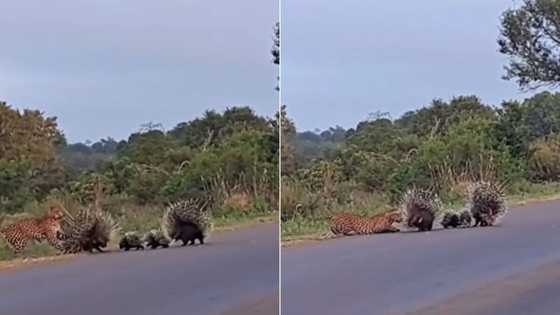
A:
[330,211,403,236]
[0,206,64,254]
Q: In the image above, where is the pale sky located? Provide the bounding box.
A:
[0,0,278,142]
[282,0,538,132]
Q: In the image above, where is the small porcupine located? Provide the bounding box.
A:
[400,188,441,232]
[441,211,460,229]
[440,210,472,228]
[142,229,170,249]
[119,232,144,251]
[441,210,472,229]
[467,180,507,227]
[162,199,211,246]
[59,207,119,254]
[459,210,472,227]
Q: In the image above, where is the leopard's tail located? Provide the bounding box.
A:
[330,225,341,235]
[328,215,344,235]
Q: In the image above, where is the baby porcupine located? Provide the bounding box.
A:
[162,199,211,246]
[441,212,460,229]
[142,229,170,249]
[119,232,144,251]
[441,210,472,229]
[459,210,472,227]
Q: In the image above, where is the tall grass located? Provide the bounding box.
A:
[281,177,391,240]
[281,169,560,242]
[0,187,277,261]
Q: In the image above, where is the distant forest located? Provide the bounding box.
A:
[1,103,278,220]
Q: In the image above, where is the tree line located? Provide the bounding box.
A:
[0,103,278,216]
[281,0,560,221]
[282,92,560,220]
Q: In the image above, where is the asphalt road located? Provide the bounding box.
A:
[282,200,560,315]
[0,223,279,315]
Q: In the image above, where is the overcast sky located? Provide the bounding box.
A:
[0,0,278,142]
[282,0,538,132]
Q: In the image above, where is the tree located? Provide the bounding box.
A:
[395,96,495,137]
[278,106,297,175]
[496,92,560,157]
[168,107,270,148]
[272,22,280,91]
[0,102,65,207]
[272,22,280,66]
[119,129,176,167]
[498,0,560,89]
[0,160,33,212]
[528,134,560,180]
[0,102,63,168]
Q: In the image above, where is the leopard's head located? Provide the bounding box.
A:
[48,206,64,220]
[385,211,403,223]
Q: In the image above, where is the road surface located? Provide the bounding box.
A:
[0,223,279,315]
[282,200,560,315]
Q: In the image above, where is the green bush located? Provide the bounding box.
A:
[0,160,33,213]
[528,135,560,181]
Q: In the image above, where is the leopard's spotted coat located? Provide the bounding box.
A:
[0,207,64,254]
[330,211,403,236]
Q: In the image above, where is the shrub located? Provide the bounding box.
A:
[528,135,560,181]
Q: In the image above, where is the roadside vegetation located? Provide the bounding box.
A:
[0,23,281,260]
[282,0,560,242]
[281,95,560,242]
[0,104,278,259]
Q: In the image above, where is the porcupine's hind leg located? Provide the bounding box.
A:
[197,232,204,245]
[415,216,426,232]
[473,216,480,227]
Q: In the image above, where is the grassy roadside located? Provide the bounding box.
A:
[0,210,278,264]
[281,182,560,245]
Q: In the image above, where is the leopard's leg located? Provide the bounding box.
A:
[45,231,65,252]
[12,239,28,256]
